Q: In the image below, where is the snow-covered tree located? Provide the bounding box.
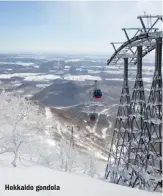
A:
[81,132,98,178]
[82,149,98,178]
[0,90,47,167]
[59,139,77,172]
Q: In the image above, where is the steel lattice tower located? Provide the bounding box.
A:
[145,37,162,191]
[105,15,162,192]
[129,39,162,191]
[105,58,132,185]
[128,46,148,189]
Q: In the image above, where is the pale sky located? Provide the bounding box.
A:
[0,1,162,54]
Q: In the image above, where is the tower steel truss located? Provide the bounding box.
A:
[128,46,147,189]
[145,37,162,191]
[105,58,131,184]
[105,15,162,192]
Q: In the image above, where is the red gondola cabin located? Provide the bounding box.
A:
[93,89,102,99]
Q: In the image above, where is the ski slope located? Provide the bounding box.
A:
[0,166,161,196]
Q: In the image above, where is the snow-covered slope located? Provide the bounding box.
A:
[31,80,92,107]
[0,166,160,196]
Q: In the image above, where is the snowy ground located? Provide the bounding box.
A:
[0,73,101,82]
[0,166,161,196]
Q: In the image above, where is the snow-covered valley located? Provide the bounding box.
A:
[0,54,161,196]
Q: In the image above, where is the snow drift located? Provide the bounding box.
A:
[0,166,161,196]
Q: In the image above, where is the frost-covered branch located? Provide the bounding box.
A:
[0,91,47,167]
